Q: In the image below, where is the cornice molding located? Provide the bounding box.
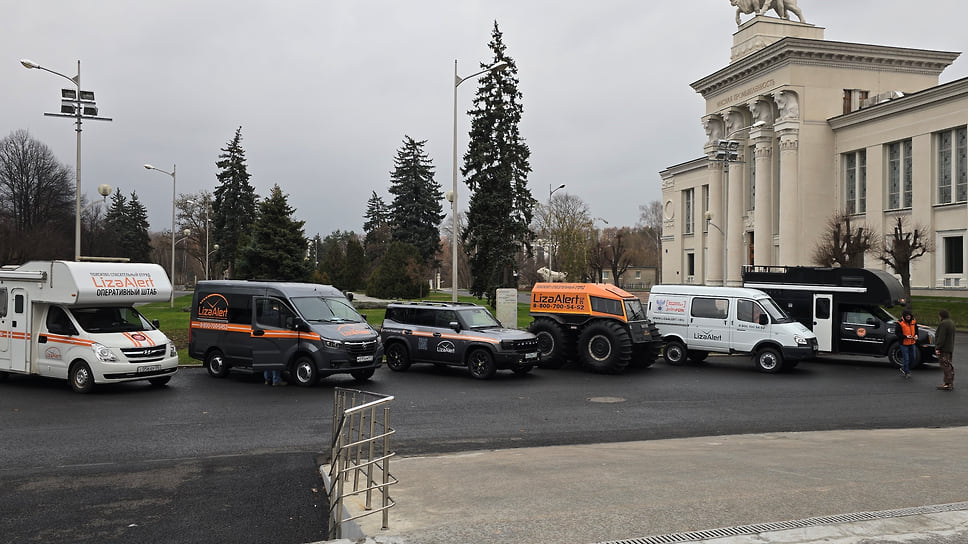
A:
[692,38,960,98]
[829,76,968,129]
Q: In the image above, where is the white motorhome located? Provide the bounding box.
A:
[0,261,179,392]
[646,285,818,373]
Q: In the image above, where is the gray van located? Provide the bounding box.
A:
[189,280,383,385]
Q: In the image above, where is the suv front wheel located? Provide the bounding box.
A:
[467,348,497,380]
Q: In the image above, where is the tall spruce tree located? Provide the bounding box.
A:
[212,127,257,279]
[387,136,444,265]
[237,184,312,281]
[123,193,153,262]
[462,22,535,305]
[363,191,391,272]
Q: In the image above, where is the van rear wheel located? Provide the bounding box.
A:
[663,340,687,365]
[205,350,230,378]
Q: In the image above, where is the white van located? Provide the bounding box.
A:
[646,285,818,372]
[0,261,179,392]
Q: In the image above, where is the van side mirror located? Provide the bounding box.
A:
[449,321,461,332]
[152,319,160,329]
[758,314,769,326]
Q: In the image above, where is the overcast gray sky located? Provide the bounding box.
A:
[5,1,966,240]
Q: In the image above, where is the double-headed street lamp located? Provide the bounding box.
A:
[20,58,112,260]
[449,59,508,302]
[143,164,176,308]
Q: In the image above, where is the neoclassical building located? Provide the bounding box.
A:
[659,14,967,292]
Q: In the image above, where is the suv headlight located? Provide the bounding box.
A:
[793,335,810,346]
[169,342,178,357]
[92,343,118,362]
[323,338,343,349]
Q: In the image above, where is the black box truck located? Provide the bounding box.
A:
[742,266,936,368]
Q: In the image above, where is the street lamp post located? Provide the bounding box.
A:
[547,184,565,282]
[20,58,112,260]
[710,120,765,286]
[450,59,508,302]
[143,164,176,308]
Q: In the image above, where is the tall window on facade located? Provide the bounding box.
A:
[887,140,913,210]
[686,252,695,277]
[944,236,964,275]
[684,188,694,235]
[747,146,756,211]
[937,127,968,204]
[845,150,867,214]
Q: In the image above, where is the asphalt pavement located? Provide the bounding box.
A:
[321,426,968,544]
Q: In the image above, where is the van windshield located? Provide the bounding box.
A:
[71,306,154,333]
[291,296,364,323]
[760,298,795,324]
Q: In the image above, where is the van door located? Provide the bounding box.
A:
[2,289,30,373]
[733,299,768,353]
[812,294,833,352]
[838,305,886,356]
[687,296,731,352]
[250,297,297,372]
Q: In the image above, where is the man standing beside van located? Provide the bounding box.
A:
[897,310,918,379]
[935,309,956,391]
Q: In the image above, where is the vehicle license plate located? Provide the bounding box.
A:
[525,352,538,360]
[137,365,160,373]
[357,355,374,363]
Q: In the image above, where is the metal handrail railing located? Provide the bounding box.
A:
[327,388,396,540]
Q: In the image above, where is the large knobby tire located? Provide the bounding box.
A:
[528,317,571,369]
[631,322,663,368]
[577,321,632,374]
[291,355,319,387]
[663,339,687,366]
[205,349,230,378]
[754,347,784,373]
[384,342,411,372]
[69,362,95,394]
[467,348,497,380]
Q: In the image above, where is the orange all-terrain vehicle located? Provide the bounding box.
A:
[528,282,661,374]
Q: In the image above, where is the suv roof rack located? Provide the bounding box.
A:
[387,300,479,307]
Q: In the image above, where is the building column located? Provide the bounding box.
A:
[751,124,774,266]
[725,146,747,285]
[776,123,800,266]
[702,114,726,286]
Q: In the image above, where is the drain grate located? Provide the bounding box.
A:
[594,501,968,544]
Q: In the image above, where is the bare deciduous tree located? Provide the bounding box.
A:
[812,210,879,268]
[637,200,663,271]
[877,216,933,302]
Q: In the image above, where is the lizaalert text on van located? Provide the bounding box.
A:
[0,261,179,393]
[189,280,383,386]
[647,285,818,373]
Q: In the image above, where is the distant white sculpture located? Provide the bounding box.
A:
[774,90,800,120]
[730,0,806,26]
[537,267,567,282]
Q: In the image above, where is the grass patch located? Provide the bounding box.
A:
[906,296,968,329]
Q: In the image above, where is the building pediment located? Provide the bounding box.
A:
[693,37,960,99]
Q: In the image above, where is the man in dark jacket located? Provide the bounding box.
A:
[934,309,956,391]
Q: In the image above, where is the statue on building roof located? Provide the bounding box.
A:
[730,0,806,26]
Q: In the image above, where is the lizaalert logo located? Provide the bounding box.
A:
[197,293,229,321]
